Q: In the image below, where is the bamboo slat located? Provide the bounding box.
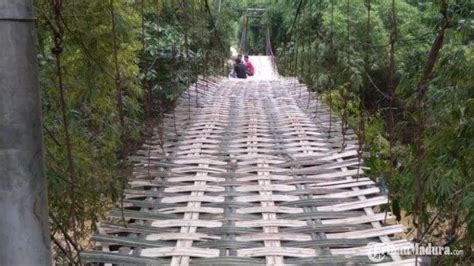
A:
[82,73,411,265]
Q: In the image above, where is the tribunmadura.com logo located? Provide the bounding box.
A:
[366,242,464,263]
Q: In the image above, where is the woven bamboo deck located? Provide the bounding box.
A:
[81,58,417,265]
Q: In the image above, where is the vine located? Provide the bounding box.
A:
[110,0,127,156]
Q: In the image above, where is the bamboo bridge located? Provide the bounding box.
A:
[80,57,419,265]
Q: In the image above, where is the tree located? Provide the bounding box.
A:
[267,0,473,262]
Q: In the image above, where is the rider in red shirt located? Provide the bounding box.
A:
[244,55,255,76]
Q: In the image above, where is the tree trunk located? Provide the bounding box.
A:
[0,1,52,264]
[413,1,450,236]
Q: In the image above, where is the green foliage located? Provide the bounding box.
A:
[267,0,473,262]
[35,1,142,263]
[141,0,235,113]
[31,0,472,263]
[34,0,236,263]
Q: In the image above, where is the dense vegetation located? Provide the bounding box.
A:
[32,0,471,264]
[263,0,473,263]
[34,0,237,263]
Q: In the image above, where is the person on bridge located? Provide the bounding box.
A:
[233,58,248,79]
[244,55,255,76]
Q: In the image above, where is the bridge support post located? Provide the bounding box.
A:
[0,0,52,265]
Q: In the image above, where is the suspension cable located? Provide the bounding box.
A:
[110,0,128,156]
[281,0,304,77]
[357,0,371,181]
[340,0,352,151]
[327,0,335,138]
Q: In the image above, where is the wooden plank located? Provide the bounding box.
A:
[236,233,312,242]
[91,235,172,248]
[151,219,222,228]
[172,158,226,165]
[283,238,373,249]
[171,166,226,174]
[167,175,225,183]
[306,177,372,186]
[179,139,221,145]
[161,195,224,204]
[164,185,225,193]
[235,194,299,203]
[307,169,364,180]
[308,180,375,190]
[311,187,380,199]
[141,247,220,258]
[194,240,263,249]
[376,258,426,265]
[237,175,292,182]
[317,195,388,212]
[237,247,317,258]
[236,219,306,227]
[236,206,303,214]
[80,251,168,264]
[330,239,412,256]
[235,166,286,173]
[100,222,176,235]
[285,146,330,152]
[108,209,178,220]
[176,144,220,151]
[145,233,220,241]
[159,206,223,214]
[235,184,295,192]
[326,224,405,239]
[237,158,285,165]
[234,154,282,161]
[281,224,371,234]
[322,213,395,225]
